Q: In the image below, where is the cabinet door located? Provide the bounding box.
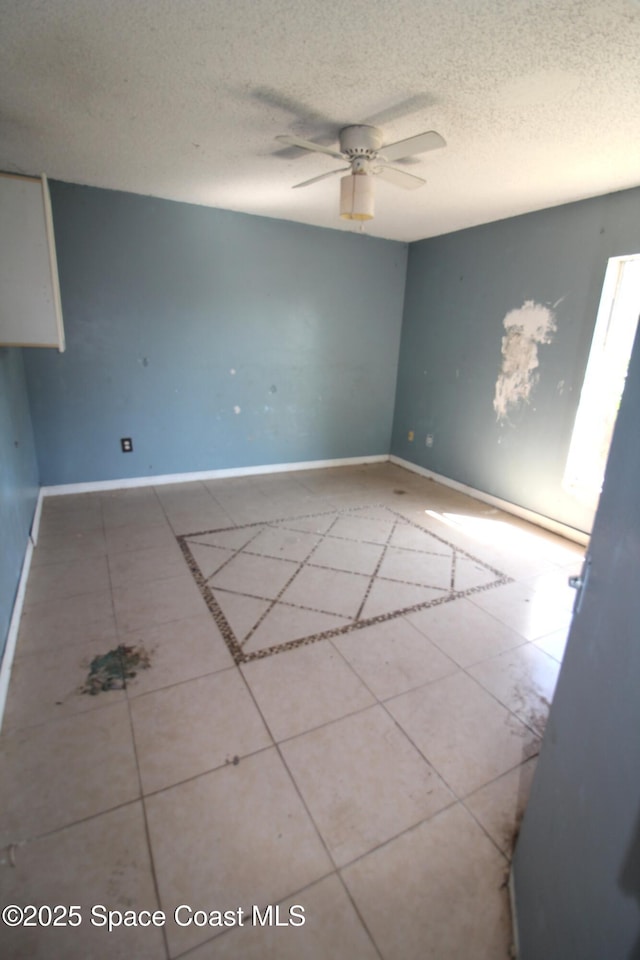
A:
[0,173,65,350]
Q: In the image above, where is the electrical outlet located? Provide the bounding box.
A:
[426,434,434,447]
[408,430,414,442]
[121,438,133,453]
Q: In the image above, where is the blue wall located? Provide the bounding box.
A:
[0,348,39,659]
[18,180,640,531]
[391,186,640,533]
[24,183,407,485]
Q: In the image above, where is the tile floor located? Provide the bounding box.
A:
[0,463,583,959]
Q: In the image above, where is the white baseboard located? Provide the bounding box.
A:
[30,487,44,545]
[0,538,34,733]
[390,455,589,546]
[38,452,588,544]
[40,454,389,497]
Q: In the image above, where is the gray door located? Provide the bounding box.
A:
[512,319,640,960]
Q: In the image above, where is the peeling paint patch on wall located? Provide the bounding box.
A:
[494,300,557,422]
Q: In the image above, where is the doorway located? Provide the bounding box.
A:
[563,254,640,517]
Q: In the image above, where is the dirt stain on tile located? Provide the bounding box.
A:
[81,644,151,696]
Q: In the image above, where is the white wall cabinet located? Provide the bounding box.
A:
[0,173,65,350]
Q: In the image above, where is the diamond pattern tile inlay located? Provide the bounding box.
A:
[178,505,512,663]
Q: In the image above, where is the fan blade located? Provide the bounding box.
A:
[376,165,426,190]
[380,130,446,162]
[292,168,349,189]
[275,134,344,159]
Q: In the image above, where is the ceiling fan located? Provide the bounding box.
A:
[275,124,446,221]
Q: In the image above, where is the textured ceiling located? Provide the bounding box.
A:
[1,0,639,242]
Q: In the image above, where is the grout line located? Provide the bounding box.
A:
[359,631,544,865]
[354,517,398,620]
[239,520,336,648]
[229,662,359,935]
[124,742,276,804]
[333,873,386,960]
[326,636,382,705]
[398,611,530,670]
[124,697,171,960]
[200,528,265,583]
[200,483,238,527]
[243,696,380,751]
[0,796,156,856]
[335,798,461,876]
[2,464,569,960]
[460,784,533,867]
[449,546,457,591]
[457,657,551,741]
[176,502,512,665]
[122,662,237,703]
[167,868,356,959]
[376,697,463,801]
[0,687,127,737]
[104,497,171,959]
[212,585,354,621]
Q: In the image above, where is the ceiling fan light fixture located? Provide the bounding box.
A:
[340,173,374,221]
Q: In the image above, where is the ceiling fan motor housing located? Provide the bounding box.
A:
[339,125,383,159]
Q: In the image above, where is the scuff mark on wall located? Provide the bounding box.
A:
[494,300,557,422]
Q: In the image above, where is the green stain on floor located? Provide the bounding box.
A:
[82,644,151,695]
